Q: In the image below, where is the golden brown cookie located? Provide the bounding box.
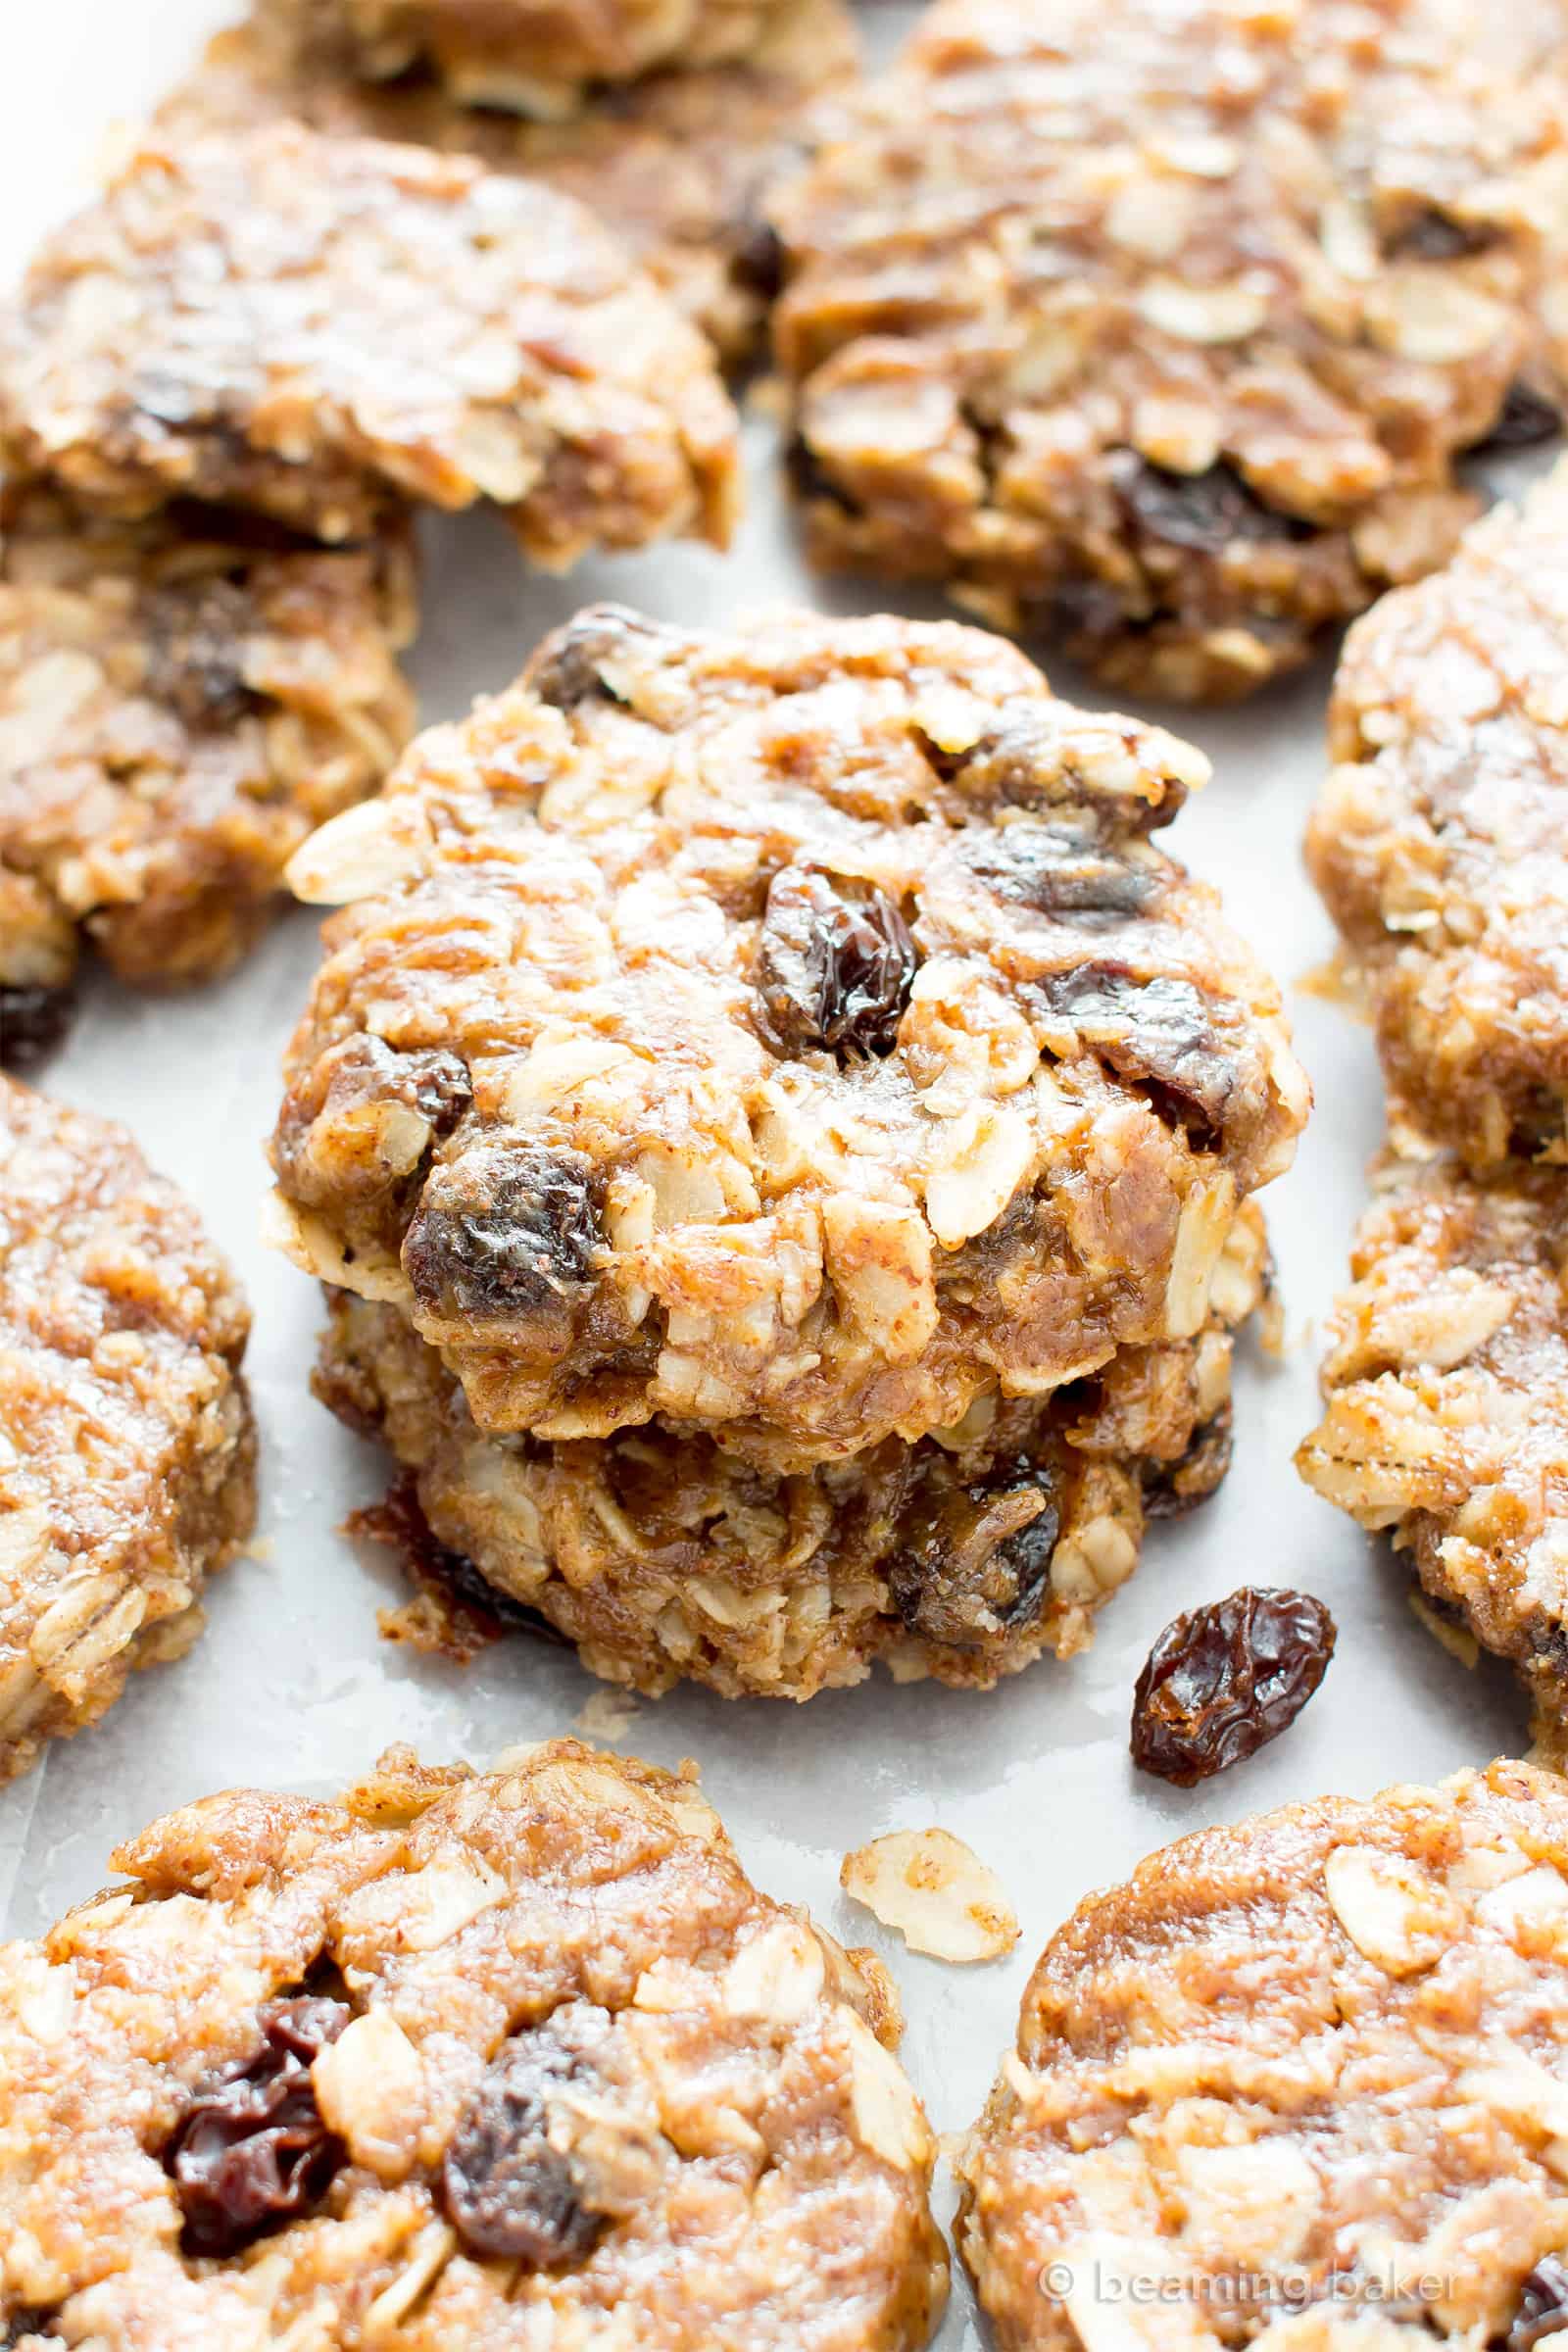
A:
[0,1740,947,2348]
[957,1757,1568,2351]
[772,0,1568,700]
[270,604,1307,1470]
[0,1077,256,1783]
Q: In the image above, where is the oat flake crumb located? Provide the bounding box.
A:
[841,1829,1018,1964]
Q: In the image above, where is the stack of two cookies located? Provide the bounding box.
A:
[269,599,1309,1702]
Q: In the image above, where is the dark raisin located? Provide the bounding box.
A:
[351,1474,571,1656]
[1109,452,1306,554]
[889,1462,1060,1648]
[961,823,1154,921]
[1506,2259,1568,2352]
[525,606,669,711]
[0,983,76,1072]
[165,1994,350,2256]
[1143,1405,1234,1520]
[786,432,860,514]
[1038,965,1235,1148]
[0,2311,57,2348]
[1130,1587,1337,1787]
[731,217,785,303]
[1384,207,1495,262]
[443,2024,606,2267]
[756,866,916,1058]
[404,1142,600,1325]
[1471,380,1564,453]
[142,579,262,730]
[397,1046,471,1139]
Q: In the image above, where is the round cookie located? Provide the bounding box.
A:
[0,1740,947,2348]
[156,0,858,367]
[771,0,1568,701]
[956,1757,1568,2352]
[266,0,802,116]
[1309,457,1568,1165]
[271,604,1307,1469]
[0,124,739,560]
[317,1202,1264,1699]
[1298,1153,1568,1757]
[0,488,416,1060]
[0,1076,256,1783]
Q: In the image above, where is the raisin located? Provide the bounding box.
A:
[1109,453,1305,554]
[165,1994,350,2256]
[143,578,262,730]
[756,866,917,1058]
[525,606,669,710]
[1472,381,1564,453]
[890,1462,1060,1648]
[1038,966,1235,1148]
[731,216,785,303]
[1384,207,1495,262]
[1143,1405,1234,1519]
[1506,2259,1568,2352]
[404,1142,600,1325]
[0,983,76,1072]
[1131,1587,1336,1787]
[962,823,1154,921]
[443,2024,606,2267]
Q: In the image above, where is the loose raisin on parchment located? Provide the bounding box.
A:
[1130,1587,1336,1787]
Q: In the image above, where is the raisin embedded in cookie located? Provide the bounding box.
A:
[316,1201,1264,1699]
[157,0,858,366]
[1298,1153,1568,1757]
[0,1077,256,1784]
[265,0,805,116]
[0,125,739,558]
[0,1740,947,2347]
[771,0,1568,701]
[0,489,416,1054]
[270,605,1308,1467]
[1309,459,1568,1165]
[956,1758,1568,2352]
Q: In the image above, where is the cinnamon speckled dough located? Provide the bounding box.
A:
[0,1739,947,2349]
[1298,1155,1568,1753]
[0,1078,256,1786]
[0,490,416,1055]
[157,0,858,365]
[956,1757,1568,2352]
[0,124,739,558]
[1309,459,1568,1166]
[270,606,1308,1470]
[316,1202,1264,1699]
[267,0,802,116]
[771,0,1568,702]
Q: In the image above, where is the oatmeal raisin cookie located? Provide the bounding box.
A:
[0,488,416,1059]
[956,1756,1568,2351]
[771,0,1568,700]
[0,1077,256,1784]
[0,1739,947,2348]
[270,605,1308,1468]
[264,0,801,116]
[1298,1154,1568,1751]
[316,1201,1264,1698]
[157,0,858,364]
[0,125,739,558]
[1309,458,1568,1165]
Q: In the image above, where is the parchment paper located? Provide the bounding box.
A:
[0,13,1540,2339]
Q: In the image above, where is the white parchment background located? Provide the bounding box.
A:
[0,10,1542,2340]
